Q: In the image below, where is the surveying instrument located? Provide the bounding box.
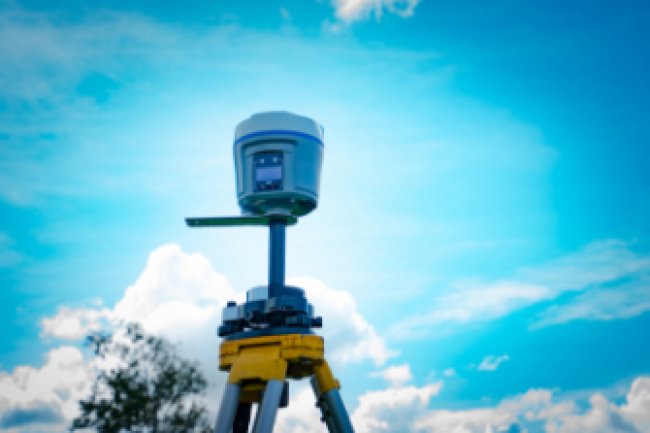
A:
[186,112,355,433]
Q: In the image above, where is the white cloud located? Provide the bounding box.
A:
[392,240,650,339]
[26,244,393,430]
[12,241,650,433]
[333,0,420,22]
[413,377,650,433]
[38,245,393,372]
[547,393,635,433]
[372,364,413,387]
[390,280,550,339]
[278,360,442,433]
[275,383,331,433]
[41,244,236,392]
[477,354,510,372]
[352,382,443,433]
[112,243,235,336]
[37,244,238,424]
[620,377,650,432]
[291,277,395,366]
[416,388,559,433]
[0,346,93,432]
[40,307,111,340]
[520,240,650,295]
[277,376,650,433]
[275,363,440,433]
[533,275,650,328]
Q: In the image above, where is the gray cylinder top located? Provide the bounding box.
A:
[235,111,324,145]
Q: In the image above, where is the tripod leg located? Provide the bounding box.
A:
[233,403,252,433]
[214,383,241,433]
[318,389,354,433]
[311,362,355,433]
[311,375,340,433]
[252,380,285,433]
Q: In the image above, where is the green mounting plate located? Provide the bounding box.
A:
[185,215,298,228]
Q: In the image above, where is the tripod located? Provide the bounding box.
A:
[186,216,355,433]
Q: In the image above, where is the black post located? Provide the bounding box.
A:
[268,219,286,297]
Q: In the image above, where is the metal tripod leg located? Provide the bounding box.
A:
[252,380,285,433]
[311,361,355,433]
[317,388,354,433]
[214,383,241,433]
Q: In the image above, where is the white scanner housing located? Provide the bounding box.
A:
[234,111,324,217]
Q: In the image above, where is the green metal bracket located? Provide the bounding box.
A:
[185,215,298,228]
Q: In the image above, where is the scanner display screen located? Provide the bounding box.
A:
[254,152,283,191]
[256,166,282,182]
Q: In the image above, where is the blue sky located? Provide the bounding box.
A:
[1,0,650,432]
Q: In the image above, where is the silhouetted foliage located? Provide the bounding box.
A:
[71,323,212,433]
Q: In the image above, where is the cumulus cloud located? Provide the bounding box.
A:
[112,244,235,337]
[541,379,650,433]
[392,240,650,339]
[549,393,636,433]
[372,364,414,387]
[353,382,442,433]
[274,362,442,433]
[20,242,650,433]
[415,388,559,433]
[36,245,391,370]
[413,377,650,433]
[276,362,440,433]
[22,244,393,430]
[40,244,236,398]
[333,0,420,22]
[291,277,395,366]
[478,354,510,372]
[9,242,650,433]
[14,244,236,430]
[275,383,332,433]
[277,376,650,433]
[620,377,650,432]
[0,346,93,432]
[78,247,392,369]
[40,306,111,340]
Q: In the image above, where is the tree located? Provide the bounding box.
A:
[71,323,212,433]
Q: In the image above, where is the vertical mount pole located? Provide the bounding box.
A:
[268,219,286,298]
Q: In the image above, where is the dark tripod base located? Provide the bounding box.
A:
[213,334,354,433]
